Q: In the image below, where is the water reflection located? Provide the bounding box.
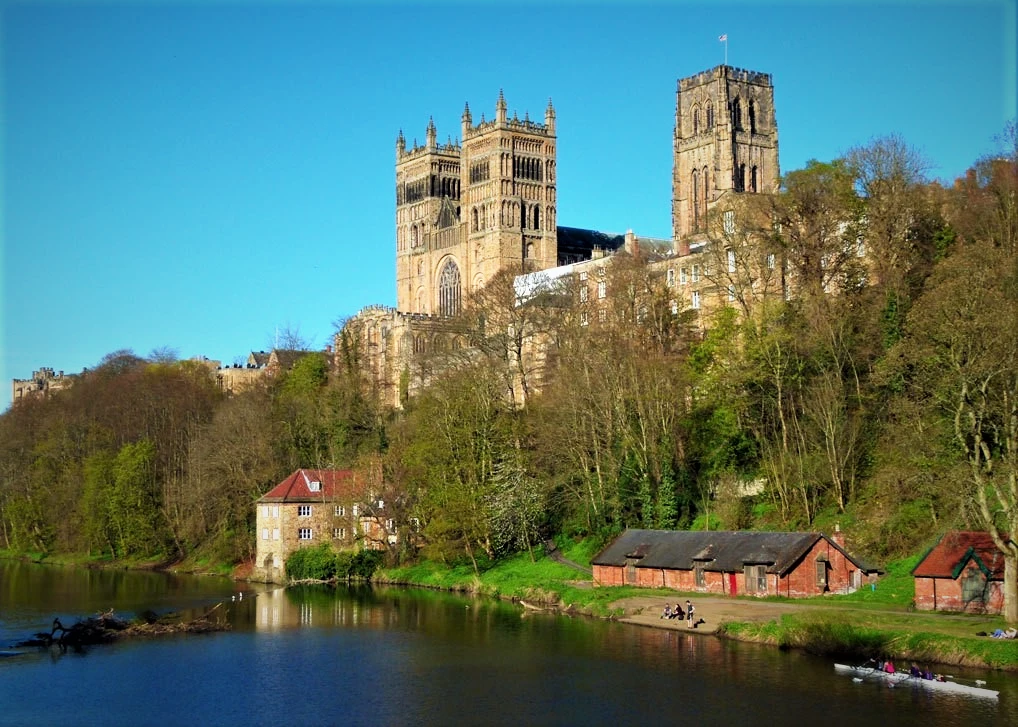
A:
[1,562,1013,727]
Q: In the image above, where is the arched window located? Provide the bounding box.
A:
[749,99,757,134]
[701,166,709,225]
[738,163,747,192]
[693,107,700,135]
[533,205,541,231]
[472,208,479,232]
[732,98,742,130]
[411,225,419,247]
[525,242,535,259]
[438,259,462,317]
[691,169,701,232]
[706,101,714,130]
[751,166,758,193]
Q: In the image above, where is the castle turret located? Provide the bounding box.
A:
[545,98,556,134]
[496,89,507,124]
[461,102,472,140]
[396,129,405,157]
[426,116,437,151]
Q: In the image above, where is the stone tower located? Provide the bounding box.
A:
[395,93,558,315]
[672,65,779,253]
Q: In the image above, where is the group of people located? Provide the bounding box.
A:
[868,659,945,682]
[660,600,697,627]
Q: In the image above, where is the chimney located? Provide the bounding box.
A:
[831,523,846,549]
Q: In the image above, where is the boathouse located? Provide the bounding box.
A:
[912,531,1007,615]
[591,527,878,597]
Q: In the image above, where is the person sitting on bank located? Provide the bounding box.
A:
[670,603,683,619]
[660,604,672,619]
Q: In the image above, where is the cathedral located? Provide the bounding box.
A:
[340,64,780,407]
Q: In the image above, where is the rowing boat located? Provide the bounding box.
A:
[834,663,999,699]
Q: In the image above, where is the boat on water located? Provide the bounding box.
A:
[834,663,998,700]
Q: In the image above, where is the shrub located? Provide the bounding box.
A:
[285,543,337,582]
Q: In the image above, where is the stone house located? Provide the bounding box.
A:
[591,526,878,598]
[253,468,373,583]
[912,531,1007,615]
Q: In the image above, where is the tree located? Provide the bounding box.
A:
[895,236,1018,622]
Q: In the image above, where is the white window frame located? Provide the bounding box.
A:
[272,528,280,541]
[335,505,345,517]
[691,290,701,309]
[723,210,736,236]
[580,311,589,326]
[298,528,313,540]
[680,267,688,285]
[692,265,700,283]
[579,285,588,303]
[333,527,346,539]
[298,504,312,518]
[666,268,675,287]
[727,249,736,273]
[597,280,606,299]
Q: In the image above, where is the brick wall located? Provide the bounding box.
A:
[914,574,1003,614]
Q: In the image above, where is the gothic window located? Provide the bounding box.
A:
[533,205,540,230]
[749,99,757,134]
[472,208,479,232]
[706,101,714,130]
[525,242,535,259]
[732,98,742,130]
[411,225,419,247]
[691,169,701,232]
[693,106,700,135]
[751,165,758,193]
[701,165,709,225]
[438,259,462,317]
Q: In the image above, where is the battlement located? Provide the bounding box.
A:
[397,140,462,164]
[463,116,551,141]
[679,64,772,91]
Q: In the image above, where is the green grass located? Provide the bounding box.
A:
[828,554,920,607]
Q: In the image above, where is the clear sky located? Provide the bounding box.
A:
[2,0,1015,411]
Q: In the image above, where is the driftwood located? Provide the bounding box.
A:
[14,605,229,651]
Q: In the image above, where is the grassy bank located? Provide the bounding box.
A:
[0,548,235,577]
[717,612,1018,671]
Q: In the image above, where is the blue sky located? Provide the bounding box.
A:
[2,1,1015,410]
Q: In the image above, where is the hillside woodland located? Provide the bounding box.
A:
[2,130,1015,614]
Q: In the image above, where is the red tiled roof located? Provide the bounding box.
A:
[912,531,1008,580]
[259,469,362,502]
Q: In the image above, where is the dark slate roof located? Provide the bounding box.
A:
[556,226,626,265]
[592,529,874,576]
[259,469,362,503]
[912,531,1009,580]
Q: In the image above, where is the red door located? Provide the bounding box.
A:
[728,572,737,595]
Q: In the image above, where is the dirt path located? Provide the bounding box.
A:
[611,594,804,634]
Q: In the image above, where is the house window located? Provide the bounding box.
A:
[579,271,588,282]
[680,268,688,285]
[272,528,280,541]
[261,505,269,518]
[386,518,395,532]
[728,285,736,302]
[580,311,589,326]
[666,268,675,287]
[580,286,588,303]
[815,559,828,588]
[695,563,706,588]
[727,248,736,272]
[298,505,312,518]
[691,265,700,283]
[308,480,321,492]
[333,527,346,539]
[723,211,736,236]
[597,280,606,299]
[298,528,313,540]
[272,505,279,518]
[262,529,269,540]
[335,505,345,517]
[670,299,678,315]
[352,504,360,517]
[744,565,767,593]
[766,253,776,269]
[598,308,606,323]
[691,291,701,309]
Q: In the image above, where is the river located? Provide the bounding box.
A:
[0,561,1012,726]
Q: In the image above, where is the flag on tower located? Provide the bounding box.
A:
[719,34,727,41]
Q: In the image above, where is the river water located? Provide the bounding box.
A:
[0,561,1012,726]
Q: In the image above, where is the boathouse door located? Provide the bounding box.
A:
[728,572,737,595]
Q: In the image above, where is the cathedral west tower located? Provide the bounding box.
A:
[395,92,558,315]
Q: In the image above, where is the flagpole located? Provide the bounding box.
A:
[719,34,728,66]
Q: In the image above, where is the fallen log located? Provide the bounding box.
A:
[13,604,229,651]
